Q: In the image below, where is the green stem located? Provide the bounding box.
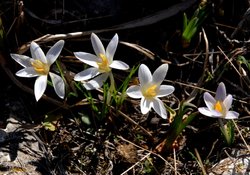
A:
[55,60,66,82]
[218,118,233,146]
[106,72,115,105]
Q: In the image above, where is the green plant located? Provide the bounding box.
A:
[182,3,208,47]
[113,65,139,109]
[237,55,250,71]
[159,99,198,152]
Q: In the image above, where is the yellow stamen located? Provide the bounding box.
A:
[143,84,158,98]
[97,53,111,72]
[31,60,49,75]
[214,101,223,113]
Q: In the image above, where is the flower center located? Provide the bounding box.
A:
[143,84,158,98]
[31,60,50,75]
[214,101,223,113]
[97,53,111,73]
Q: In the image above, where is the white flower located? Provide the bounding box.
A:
[198,82,239,119]
[10,40,65,101]
[126,64,175,119]
[74,33,129,90]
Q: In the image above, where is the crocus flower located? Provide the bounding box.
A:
[10,40,65,101]
[198,82,239,119]
[74,33,129,90]
[126,64,175,119]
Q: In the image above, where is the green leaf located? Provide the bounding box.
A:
[114,65,139,108]
[81,114,91,125]
[219,119,235,146]
[67,92,78,98]
[0,17,6,50]
[183,13,188,31]
[181,3,209,47]
[182,17,198,41]
[44,114,62,123]
[164,100,198,151]
[165,105,176,120]
[42,122,56,131]
[237,55,250,71]
[42,114,62,131]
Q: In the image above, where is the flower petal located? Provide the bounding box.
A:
[109,60,129,70]
[198,107,213,117]
[10,54,32,67]
[16,67,39,77]
[126,85,143,99]
[91,33,105,57]
[152,64,169,85]
[46,40,64,65]
[139,64,152,87]
[34,75,47,101]
[106,34,118,62]
[215,82,226,101]
[223,94,233,111]
[74,52,99,68]
[30,41,47,63]
[74,67,100,81]
[83,73,109,90]
[140,97,152,114]
[204,92,216,111]
[210,110,223,117]
[152,98,168,119]
[157,85,175,97]
[49,72,65,99]
[225,111,239,119]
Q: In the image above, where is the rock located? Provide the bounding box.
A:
[0,117,43,175]
[209,149,250,175]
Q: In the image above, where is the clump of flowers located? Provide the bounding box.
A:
[10,40,65,101]
[126,64,175,119]
[198,82,239,145]
[73,33,129,90]
[198,82,239,119]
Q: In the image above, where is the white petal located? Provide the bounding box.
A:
[30,42,47,63]
[204,92,216,111]
[91,33,105,57]
[152,64,169,85]
[140,97,152,114]
[139,64,152,87]
[223,95,233,111]
[215,82,226,101]
[109,60,129,70]
[16,67,39,77]
[152,98,168,119]
[34,75,47,101]
[126,85,143,99]
[49,72,65,99]
[198,107,213,117]
[83,73,109,90]
[157,85,175,97]
[106,34,118,62]
[10,54,32,67]
[74,67,100,81]
[46,40,64,65]
[74,52,99,68]
[225,111,239,119]
[210,110,223,117]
